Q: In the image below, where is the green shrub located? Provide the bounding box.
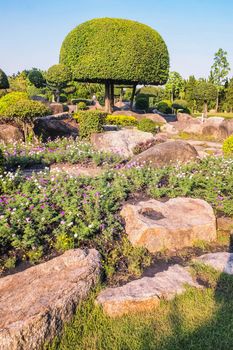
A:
[75,110,107,139]
[105,115,138,127]
[71,98,92,106]
[0,95,51,139]
[0,92,29,116]
[172,99,190,114]
[77,101,87,110]
[4,99,50,122]
[157,100,172,114]
[59,94,68,103]
[135,97,149,111]
[137,118,159,133]
[223,135,233,156]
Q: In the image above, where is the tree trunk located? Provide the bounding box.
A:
[203,100,208,118]
[110,83,114,110]
[105,82,111,113]
[120,88,123,103]
[130,84,137,110]
[215,92,219,112]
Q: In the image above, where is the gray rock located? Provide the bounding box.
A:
[91,129,155,157]
[0,124,24,143]
[120,197,216,253]
[97,264,200,317]
[195,252,233,274]
[0,249,101,350]
[128,140,198,168]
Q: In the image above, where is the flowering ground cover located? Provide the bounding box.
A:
[0,137,123,170]
[0,143,233,280]
[1,139,233,350]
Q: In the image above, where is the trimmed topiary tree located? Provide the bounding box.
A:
[46,64,73,102]
[60,18,169,113]
[28,65,75,102]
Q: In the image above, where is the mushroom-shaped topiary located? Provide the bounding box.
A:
[46,64,73,102]
[60,18,169,112]
[0,68,9,90]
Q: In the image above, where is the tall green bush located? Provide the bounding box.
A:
[74,110,107,139]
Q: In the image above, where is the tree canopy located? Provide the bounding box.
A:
[60,18,169,85]
[60,18,169,112]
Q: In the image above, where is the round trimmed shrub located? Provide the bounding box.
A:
[0,92,29,116]
[4,100,51,125]
[60,18,169,85]
[137,118,159,133]
[223,135,233,156]
[0,69,9,89]
[172,99,190,114]
[28,70,45,88]
[135,96,149,111]
[157,100,172,114]
[46,64,72,86]
[105,115,138,127]
[77,101,87,110]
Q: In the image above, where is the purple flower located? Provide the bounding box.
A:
[60,211,65,216]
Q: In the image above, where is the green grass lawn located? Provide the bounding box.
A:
[194,112,233,119]
[47,265,233,350]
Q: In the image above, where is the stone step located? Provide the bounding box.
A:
[97,264,200,317]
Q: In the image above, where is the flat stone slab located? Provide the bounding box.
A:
[195,252,233,275]
[50,163,104,177]
[120,197,216,253]
[97,265,199,317]
[0,249,101,350]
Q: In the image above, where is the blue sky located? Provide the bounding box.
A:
[1,0,233,79]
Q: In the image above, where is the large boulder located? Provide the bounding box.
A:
[120,198,216,253]
[112,110,139,117]
[34,113,78,141]
[0,249,101,350]
[91,129,155,157]
[165,118,233,140]
[195,252,233,275]
[128,140,198,168]
[0,124,24,143]
[97,264,200,317]
[141,113,167,124]
[201,117,228,139]
[177,113,194,122]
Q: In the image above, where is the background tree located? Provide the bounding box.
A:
[194,79,217,117]
[60,18,169,113]
[224,78,233,112]
[209,48,230,111]
[165,71,184,102]
[184,75,197,113]
[0,69,9,90]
